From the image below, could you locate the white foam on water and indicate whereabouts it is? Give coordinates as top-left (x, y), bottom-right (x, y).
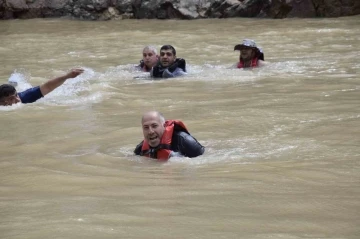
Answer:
top-left (4, 67), bottom-right (128, 107)
top-left (113, 134), bottom-right (310, 166)
top-left (41, 67), bottom-right (110, 106)
top-left (0, 102), bottom-right (24, 111)
top-left (7, 69), bottom-right (33, 92)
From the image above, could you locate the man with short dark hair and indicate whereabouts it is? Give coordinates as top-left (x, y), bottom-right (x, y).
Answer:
top-left (134, 111), bottom-right (204, 161)
top-left (0, 68), bottom-right (84, 106)
top-left (150, 45), bottom-right (187, 78)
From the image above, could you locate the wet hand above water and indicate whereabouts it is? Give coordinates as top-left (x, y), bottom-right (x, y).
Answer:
top-left (66, 68), bottom-right (84, 79)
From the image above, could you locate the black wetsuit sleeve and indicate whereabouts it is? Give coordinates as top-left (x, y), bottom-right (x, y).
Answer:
top-left (174, 131), bottom-right (205, 158)
top-left (134, 141), bottom-right (144, 155)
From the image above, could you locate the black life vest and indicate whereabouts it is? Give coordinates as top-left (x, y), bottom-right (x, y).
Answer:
top-left (152, 58), bottom-right (186, 78)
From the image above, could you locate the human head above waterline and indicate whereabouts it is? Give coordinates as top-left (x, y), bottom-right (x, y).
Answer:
top-left (141, 111), bottom-right (166, 147)
top-left (160, 45), bottom-right (176, 56)
top-left (0, 84), bottom-right (20, 106)
top-left (142, 45), bottom-right (157, 55)
top-left (234, 39), bottom-right (261, 61)
top-left (142, 45), bottom-right (158, 69)
top-left (159, 45), bottom-right (177, 67)
top-left (234, 39), bottom-right (258, 50)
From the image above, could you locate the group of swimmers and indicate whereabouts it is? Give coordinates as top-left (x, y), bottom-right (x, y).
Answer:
top-left (131, 38), bottom-right (266, 159)
top-left (0, 39), bottom-right (265, 160)
top-left (136, 39), bottom-right (265, 78)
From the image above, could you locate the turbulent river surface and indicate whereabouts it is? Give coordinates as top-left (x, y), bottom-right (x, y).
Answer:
top-left (0, 16), bottom-right (359, 239)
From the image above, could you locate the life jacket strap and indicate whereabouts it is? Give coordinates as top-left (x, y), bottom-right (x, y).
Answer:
top-left (140, 144), bottom-right (171, 156)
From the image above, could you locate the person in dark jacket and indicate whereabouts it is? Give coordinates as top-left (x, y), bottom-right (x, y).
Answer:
top-left (150, 45), bottom-right (187, 78)
top-left (0, 68), bottom-right (84, 106)
top-left (134, 111), bottom-right (204, 161)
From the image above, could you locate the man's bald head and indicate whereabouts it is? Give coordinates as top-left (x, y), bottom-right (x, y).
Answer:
top-left (141, 111), bottom-right (166, 147)
top-left (141, 111), bottom-right (165, 124)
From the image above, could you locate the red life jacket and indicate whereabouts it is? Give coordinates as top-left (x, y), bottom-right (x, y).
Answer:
top-left (237, 57), bottom-right (258, 68)
top-left (141, 120), bottom-right (188, 161)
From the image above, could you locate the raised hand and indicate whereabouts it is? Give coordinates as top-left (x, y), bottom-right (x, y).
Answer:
top-left (66, 68), bottom-right (84, 79)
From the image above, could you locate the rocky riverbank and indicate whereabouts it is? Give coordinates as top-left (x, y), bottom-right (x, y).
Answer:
top-left (1, 0), bottom-right (359, 20)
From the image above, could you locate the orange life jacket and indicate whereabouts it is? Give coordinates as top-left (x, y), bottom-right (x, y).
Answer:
top-left (140, 120), bottom-right (188, 161)
top-left (237, 57), bottom-right (258, 68)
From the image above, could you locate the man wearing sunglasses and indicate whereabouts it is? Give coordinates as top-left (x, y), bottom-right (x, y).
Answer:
top-left (150, 45), bottom-right (187, 78)
top-left (0, 68), bottom-right (84, 106)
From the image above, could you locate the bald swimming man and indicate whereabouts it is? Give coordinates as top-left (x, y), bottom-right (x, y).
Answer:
top-left (134, 111), bottom-right (204, 161)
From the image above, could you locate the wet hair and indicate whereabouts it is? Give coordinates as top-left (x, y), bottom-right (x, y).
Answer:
top-left (141, 111), bottom-right (166, 124)
top-left (0, 84), bottom-right (16, 101)
top-left (160, 45), bottom-right (176, 56)
top-left (157, 111), bottom-right (165, 124)
top-left (143, 45), bottom-right (157, 55)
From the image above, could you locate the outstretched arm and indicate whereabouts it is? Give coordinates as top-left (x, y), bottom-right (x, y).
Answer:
top-left (40, 68), bottom-right (84, 96)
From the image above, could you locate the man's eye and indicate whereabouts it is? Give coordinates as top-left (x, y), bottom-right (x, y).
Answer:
top-left (161, 52), bottom-right (172, 57)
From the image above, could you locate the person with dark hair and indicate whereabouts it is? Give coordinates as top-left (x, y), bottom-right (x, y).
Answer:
top-left (134, 111), bottom-right (204, 161)
top-left (234, 39), bottom-right (266, 68)
top-left (0, 68), bottom-right (84, 106)
top-left (150, 45), bottom-right (187, 78)
top-left (137, 45), bottom-right (159, 72)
